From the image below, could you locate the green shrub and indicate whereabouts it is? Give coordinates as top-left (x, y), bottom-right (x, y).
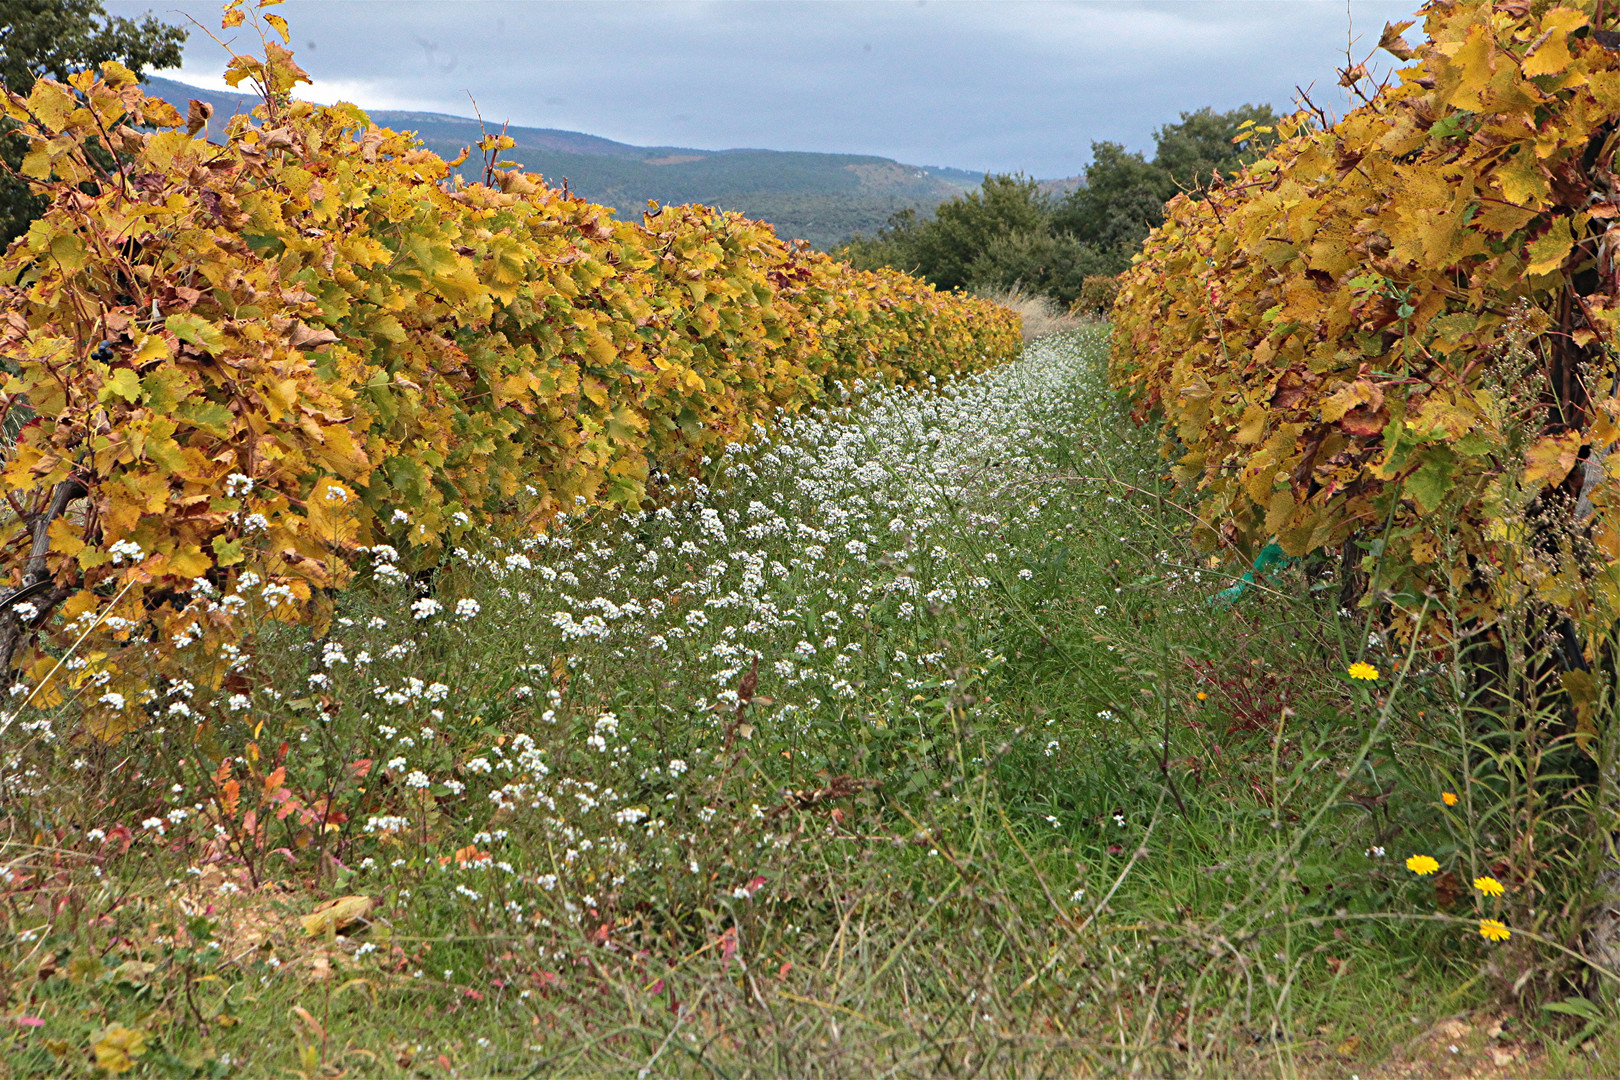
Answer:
top-left (1072, 274), bottom-right (1121, 318)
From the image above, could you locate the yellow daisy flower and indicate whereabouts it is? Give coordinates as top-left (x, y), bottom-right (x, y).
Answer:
top-left (1442, 791), bottom-right (1458, 806)
top-left (1473, 876), bottom-right (1505, 897)
top-left (1348, 662), bottom-right (1380, 681)
top-left (1478, 919), bottom-right (1510, 942)
top-left (1406, 854), bottom-right (1440, 875)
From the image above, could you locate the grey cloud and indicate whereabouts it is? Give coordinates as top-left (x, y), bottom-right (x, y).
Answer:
top-left (105, 0), bottom-right (1420, 177)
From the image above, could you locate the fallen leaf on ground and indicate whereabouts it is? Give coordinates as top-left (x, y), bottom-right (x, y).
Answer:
top-left (300, 895), bottom-right (373, 937)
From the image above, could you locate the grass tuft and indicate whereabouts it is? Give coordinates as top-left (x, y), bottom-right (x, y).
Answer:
top-left (974, 285), bottom-right (1085, 343)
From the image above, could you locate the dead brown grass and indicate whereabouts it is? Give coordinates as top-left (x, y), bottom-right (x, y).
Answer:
top-left (975, 285), bottom-right (1088, 342)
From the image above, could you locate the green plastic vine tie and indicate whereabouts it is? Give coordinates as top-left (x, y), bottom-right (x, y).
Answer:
top-left (1209, 541), bottom-right (1288, 607)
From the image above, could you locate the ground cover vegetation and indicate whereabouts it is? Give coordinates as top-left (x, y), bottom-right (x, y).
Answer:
top-left (977, 284), bottom-right (1088, 345)
top-left (834, 104), bottom-right (1279, 311)
top-left (9, 319), bottom-right (1616, 1077)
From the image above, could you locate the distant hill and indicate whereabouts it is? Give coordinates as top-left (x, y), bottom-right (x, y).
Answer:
top-left (142, 75), bottom-right (987, 250)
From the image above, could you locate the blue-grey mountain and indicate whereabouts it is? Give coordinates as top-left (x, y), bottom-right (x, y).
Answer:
top-left (142, 75), bottom-right (985, 250)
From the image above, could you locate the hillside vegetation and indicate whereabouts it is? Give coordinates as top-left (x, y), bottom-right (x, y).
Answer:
top-left (140, 75), bottom-right (984, 252)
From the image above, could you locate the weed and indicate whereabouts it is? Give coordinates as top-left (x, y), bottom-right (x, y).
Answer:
top-left (0, 328), bottom-right (1612, 1076)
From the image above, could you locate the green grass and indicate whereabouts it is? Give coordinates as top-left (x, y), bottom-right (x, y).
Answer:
top-left (1, 327), bottom-right (1613, 1077)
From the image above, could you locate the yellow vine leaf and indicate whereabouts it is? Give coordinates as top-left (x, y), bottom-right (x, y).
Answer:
top-left (1444, 23), bottom-right (1497, 111)
top-left (1526, 215), bottom-right (1576, 275)
top-left (1521, 7), bottom-right (1587, 78)
top-left (1523, 430), bottom-right (1583, 489)
top-left (90, 1026), bottom-right (146, 1075)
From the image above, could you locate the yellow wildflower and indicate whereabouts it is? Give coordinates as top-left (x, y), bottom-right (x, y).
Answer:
top-left (1442, 791), bottom-right (1458, 806)
top-left (1478, 919), bottom-right (1511, 942)
top-left (1473, 876), bottom-right (1505, 897)
top-left (1406, 854), bottom-right (1440, 875)
top-left (1348, 662), bottom-right (1380, 681)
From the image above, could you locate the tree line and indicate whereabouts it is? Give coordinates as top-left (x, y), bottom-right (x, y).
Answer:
top-left (834, 105), bottom-right (1280, 311)
top-left (0, 1), bottom-right (186, 247)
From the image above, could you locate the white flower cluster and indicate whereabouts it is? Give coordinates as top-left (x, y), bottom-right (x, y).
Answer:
top-left (231, 332), bottom-right (1120, 927)
top-left (108, 540), bottom-right (144, 565)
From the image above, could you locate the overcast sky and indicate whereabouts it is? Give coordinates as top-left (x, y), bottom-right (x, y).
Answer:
top-left (105, 0), bottom-right (1420, 178)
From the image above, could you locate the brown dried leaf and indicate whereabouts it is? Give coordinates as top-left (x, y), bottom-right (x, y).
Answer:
top-left (287, 321), bottom-right (338, 351)
top-left (185, 99), bottom-right (213, 138)
top-left (1379, 20), bottom-right (1416, 60)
